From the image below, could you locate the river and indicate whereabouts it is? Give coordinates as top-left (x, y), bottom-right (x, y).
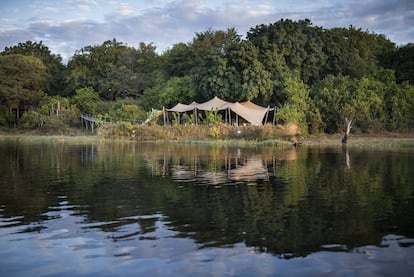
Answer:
top-left (0, 139), bottom-right (413, 276)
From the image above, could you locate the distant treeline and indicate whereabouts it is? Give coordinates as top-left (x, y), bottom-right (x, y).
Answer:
top-left (0, 18), bottom-right (413, 134)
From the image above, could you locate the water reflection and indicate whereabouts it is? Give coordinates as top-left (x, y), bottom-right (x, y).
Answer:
top-left (0, 140), bottom-right (414, 276)
top-left (145, 145), bottom-right (299, 185)
top-left (170, 153), bottom-right (271, 185)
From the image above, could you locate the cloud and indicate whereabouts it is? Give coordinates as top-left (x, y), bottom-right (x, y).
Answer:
top-left (0, 0), bottom-right (412, 63)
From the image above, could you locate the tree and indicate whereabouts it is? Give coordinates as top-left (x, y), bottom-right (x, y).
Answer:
top-left (349, 77), bottom-right (385, 132)
top-left (192, 52), bottom-right (236, 102)
top-left (247, 19), bottom-right (327, 86)
top-left (71, 87), bottom-right (103, 115)
top-left (159, 76), bottom-right (196, 108)
top-left (313, 74), bottom-right (387, 133)
top-left (0, 54), bottom-right (46, 123)
top-left (163, 43), bottom-right (196, 78)
top-left (191, 28), bottom-right (241, 61)
top-left (388, 81), bottom-right (414, 131)
top-left (313, 75), bottom-right (353, 133)
top-left (276, 76), bottom-right (318, 133)
top-left (323, 27), bottom-right (395, 79)
top-left (66, 39), bottom-right (126, 99)
top-left (66, 39), bottom-right (160, 100)
top-left (226, 41), bottom-right (273, 103)
top-left (189, 28), bottom-right (243, 102)
top-left (2, 40), bottom-right (66, 96)
top-left (134, 42), bottom-right (163, 95)
top-left (388, 43), bottom-right (414, 84)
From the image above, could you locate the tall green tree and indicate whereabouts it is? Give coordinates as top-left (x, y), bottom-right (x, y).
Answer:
top-left (388, 81), bottom-right (414, 131)
top-left (190, 28), bottom-right (242, 102)
top-left (163, 43), bottom-right (195, 78)
top-left (159, 76), bottom-right (196, 108)
top-left (2, 40), bottom-right (66, 96)
top-left (247, 19), bottom-right (327, 85)
top-left (225, 41), bottom-right (273, 103)
top-left (349, 77), bottom-right (385, 131)
top-left (0, 54), bottom-right (46, 117)
top-left (325, 27), bottom-right (395, 79)
top-left (71, 87), bottom-right (103, 115)
top-left (192, 52), bottom-right (235, 102)
top-left (247, 19), bottom-right (328, 108)
top-left (312, 75), bottom-right (354, 133)
top-left (134, 42), bottom-right (163, 94)
top-left (191, 28), bottom-right (241, 61)
top-left (313, 74), bottom-right (388, 133)
top-left (66, 39), bottom-right (127, 99)
top-left (191, 31), bottom-right (273, 103)
top-left (67, 39), bottom-right (161, 100)
top-left (388, 43), bottom-right (414, 84)
top-left (276, 76), bottom-right (321, 133)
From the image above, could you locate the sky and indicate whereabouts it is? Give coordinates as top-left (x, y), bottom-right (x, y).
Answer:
top-left (0, 0), bottom-right (413, 63)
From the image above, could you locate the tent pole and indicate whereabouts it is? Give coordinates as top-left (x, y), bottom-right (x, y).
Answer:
top-left (264, 106), bottom-right (269, 124)
top-left (163, 107), bottom-right (166, 125)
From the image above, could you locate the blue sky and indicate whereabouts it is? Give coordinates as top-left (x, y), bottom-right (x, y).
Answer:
top-left (1, 0), bottom-right (413, 63)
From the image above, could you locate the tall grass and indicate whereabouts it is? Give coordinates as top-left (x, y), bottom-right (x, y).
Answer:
top-left (97, 123), bottom-right (298, 143)
top-left (0, 134), bottom-right (100, 144)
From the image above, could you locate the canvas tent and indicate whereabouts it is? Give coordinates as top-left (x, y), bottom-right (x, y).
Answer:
top-left (167, 101), bottom-right (199, 112)
top-left (165, 96), bottom-right (273, 126)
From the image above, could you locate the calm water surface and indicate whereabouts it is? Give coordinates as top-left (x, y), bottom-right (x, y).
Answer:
top-left (0, 139), bottom-right (414, 276)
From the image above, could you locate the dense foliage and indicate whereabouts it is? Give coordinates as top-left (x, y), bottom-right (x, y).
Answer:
top-left (1, 19), bottom-right (413, 134)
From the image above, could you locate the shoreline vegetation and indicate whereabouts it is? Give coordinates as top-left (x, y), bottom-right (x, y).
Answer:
top-left (1, 125), bottom-right (413, 149)
top-left (1, 21), bottom-right (414, 141)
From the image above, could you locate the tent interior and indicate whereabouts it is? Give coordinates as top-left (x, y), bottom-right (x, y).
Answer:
top-left (164, 96), bottom-right (275, 126)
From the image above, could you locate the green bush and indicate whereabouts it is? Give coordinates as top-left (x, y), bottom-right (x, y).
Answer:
top-left (19, 111), bottom-right (44, 129)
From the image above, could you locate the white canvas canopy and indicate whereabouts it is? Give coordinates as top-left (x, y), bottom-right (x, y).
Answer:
top-left (229, 102), bottom-right (268, 126)
top-left (167, 101), bottom-right (198, 112)
top-left (195, 96), bottom-right (232, 111)
top-left (165, 96), bottom-right (271, 126)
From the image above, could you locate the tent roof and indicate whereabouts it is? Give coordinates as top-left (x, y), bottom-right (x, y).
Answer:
top-left (241, 100), bottom-right (267, 111)
top-left (230, 102), bottom-right (268, 126)
top-left (196, 96), bottom-right (231, 111)
top-left (166, 96), bottom-right (270, 125)
top-left (166, 101), bottom-right (198, 112)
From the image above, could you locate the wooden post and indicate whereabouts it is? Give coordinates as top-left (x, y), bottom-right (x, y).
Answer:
top-left (264, 106), bottom-right (269, 124)
top-left (163, 107), bottom-right (166, 125)
top-left (342, 117), bottom-right (352, 144)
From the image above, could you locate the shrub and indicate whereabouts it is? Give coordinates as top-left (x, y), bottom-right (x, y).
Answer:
top-left (19, 111), bottom-right (44, 129)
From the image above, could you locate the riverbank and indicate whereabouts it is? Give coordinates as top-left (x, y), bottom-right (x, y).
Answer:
top-left (1, 125), bottom-right (413, 147)
top-left (1, 132), bottom-right (414, 150)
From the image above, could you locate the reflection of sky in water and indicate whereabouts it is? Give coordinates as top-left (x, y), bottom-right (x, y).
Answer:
top-left (1, 204), bottom-right (414, 276)
top-left (1, 143), bottom-right (414, 276)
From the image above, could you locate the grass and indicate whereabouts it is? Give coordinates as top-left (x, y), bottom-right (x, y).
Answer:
top-left (300, 133), bottom-right (414, 151)
top-left (173, 138), bottom-right (292, 148)
top-left (0, 134), bottom-right (101, 144)
top-left (1, 124), bottom-right (413, 149)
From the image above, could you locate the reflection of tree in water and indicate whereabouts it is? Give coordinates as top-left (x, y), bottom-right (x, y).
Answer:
top-left (145, 146), bottom-right (414, 258)
top-left (1, 142), bottom-right (414, 259)
top-left (145, 146), bottom-right (299, 185)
